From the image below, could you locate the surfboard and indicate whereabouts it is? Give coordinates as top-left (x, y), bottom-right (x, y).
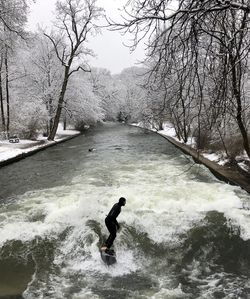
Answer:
top-left (100, 248), bottom-right (117, 266)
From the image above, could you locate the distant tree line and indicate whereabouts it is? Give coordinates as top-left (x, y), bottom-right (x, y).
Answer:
top-left (1, 0), bottom-right (250, 168)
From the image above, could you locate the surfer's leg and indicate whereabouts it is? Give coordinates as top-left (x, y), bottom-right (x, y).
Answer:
top-left (101, 217), bottom-right (110, 249)
top-left (105, 219), bottom-right (117, 248)
top-left (102, 217), bottom-right (111, 249)
top-left (105, 232), bottom-right (116, 248)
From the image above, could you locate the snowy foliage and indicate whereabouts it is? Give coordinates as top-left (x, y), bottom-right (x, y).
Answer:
top-left (114, 67), bottom-right (147, 123)
top-left (64, 72), bottom-right (104, 129)
top-left (89, 68), bottom-right (120, 121)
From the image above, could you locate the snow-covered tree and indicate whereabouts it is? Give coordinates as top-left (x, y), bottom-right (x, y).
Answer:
top-left (64, 72), bottom-right (104, 130)
top-left (44, 0), bottom-right (103, 140)
top-left (111, 0), bottom-right (250, 159)
top-left (89, 68), bottom-right (120, 121)
top-left (115, 67), bottom-right (147, 123)
top-left (23, 33), bottom-right (63, 136)
top-left (0, 0), bottom-right (31, 137)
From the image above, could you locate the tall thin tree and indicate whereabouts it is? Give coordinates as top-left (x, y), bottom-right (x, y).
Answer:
top-left (45, 0), bottom-right (103, 141)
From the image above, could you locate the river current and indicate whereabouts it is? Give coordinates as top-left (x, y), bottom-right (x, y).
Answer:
top-left (0, 123), bottom-right (250, 299)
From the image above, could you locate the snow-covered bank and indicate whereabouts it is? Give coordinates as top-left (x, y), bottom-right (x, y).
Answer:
top-left (132, 122), bottom-right (250, 171)
top-left (0, 127), bottom-right (80, 167)
top-left (158, 124), bottom-right (250, 170)
top-left (131, 122), bottom-right (250, 194)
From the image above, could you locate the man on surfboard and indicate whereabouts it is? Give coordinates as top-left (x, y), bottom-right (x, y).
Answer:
top-left (101, 197), bottom-right (126, 252)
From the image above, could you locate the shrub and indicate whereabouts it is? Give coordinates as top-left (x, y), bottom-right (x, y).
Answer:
top-left (209, 135), bottom-right (244, 160)
top-left (193, 128), bottom-right (211, 150)
top-left (225, 136), bottom-right (244, 159)
top-left (74, 121), bottom-right (90, 132)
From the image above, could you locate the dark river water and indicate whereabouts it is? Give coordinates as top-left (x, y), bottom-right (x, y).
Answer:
top-left (0, 123), bottom-right (250, 299)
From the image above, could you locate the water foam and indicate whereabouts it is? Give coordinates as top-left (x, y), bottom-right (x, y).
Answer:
top-left (1, 124), bottom-right (250, 298)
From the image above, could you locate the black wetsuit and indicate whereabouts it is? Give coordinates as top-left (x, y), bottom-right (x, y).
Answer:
top-left (105, 203), bottom-right (121, 248)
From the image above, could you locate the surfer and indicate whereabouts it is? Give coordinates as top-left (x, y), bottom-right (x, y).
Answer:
top-left (101, 197), bottom-right (126, 252)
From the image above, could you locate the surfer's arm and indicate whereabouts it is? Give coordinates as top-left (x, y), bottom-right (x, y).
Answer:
top-left (114, 219), bottom-right (120, 230)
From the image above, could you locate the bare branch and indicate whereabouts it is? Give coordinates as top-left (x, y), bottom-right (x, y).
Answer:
top-left (68, 65), bottom-right (91, 77)
top-left (44, 33), bottom-right (66, 66)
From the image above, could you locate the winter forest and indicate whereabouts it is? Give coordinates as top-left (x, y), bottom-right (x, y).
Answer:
top-left (1, 0), bottom-right (250, 168)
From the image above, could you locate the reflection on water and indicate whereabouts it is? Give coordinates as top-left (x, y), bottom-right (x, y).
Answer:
top-left (0, 123), bottom-right (250, 298)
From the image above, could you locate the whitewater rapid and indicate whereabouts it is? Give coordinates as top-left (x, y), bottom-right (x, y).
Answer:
top-left (0, 123), bottom-right (249, 298)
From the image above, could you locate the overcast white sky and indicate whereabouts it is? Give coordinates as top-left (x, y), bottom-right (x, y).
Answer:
top-left (27, 0), bottom-right (145, 74)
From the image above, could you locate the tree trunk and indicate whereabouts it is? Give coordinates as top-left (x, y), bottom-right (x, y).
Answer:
top-left (5, 47), bottom-right (10, 137)
top-left (47, 71), bottom-right (54, 135)
top-left (63, 115), bottom-right (67, 130)
top-left (229, 9), bottom-right (250, 161)
top-left (229, 53), bottom-right (250, 158)
top-left (48, 66), bottom-right (70, 141)
top-left (47, 97), bottom-right (54, 135)
top-left (0, 55), bottom-right (6, 135)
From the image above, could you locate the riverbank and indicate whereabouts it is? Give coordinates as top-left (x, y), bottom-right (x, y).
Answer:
top-left (0, 128), bottom-right (81, 169)
top-left (130, 123), bottom-right (250, 194)
top-left (158, 132), bottom-right (250, 194)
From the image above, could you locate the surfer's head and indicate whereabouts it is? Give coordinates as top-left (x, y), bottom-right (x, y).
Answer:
top-left (118, 197), bottom-right (126, 206)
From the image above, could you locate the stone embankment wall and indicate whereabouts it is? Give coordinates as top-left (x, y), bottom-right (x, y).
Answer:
top-left (158, 133), bottom-right (250, 195)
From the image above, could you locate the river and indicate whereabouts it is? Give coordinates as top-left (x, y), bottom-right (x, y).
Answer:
top-left (0, 123), bottom-right (250, 299)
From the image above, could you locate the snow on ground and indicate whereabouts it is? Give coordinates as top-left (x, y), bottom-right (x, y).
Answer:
top-left (238, 162), bottom-right (249, 172)
top-left (158, 123), bottom-right (176, 138)
top-left (202, 152), bottom-right (229, 166)
top-left (0, 125), bottom-right (80, 163)
top-left (55, 124), bottom-right (80, 139)
top-left (133, 121), bottom-right (250, 171)
top-left (0, 146), bottom-right (23, 161)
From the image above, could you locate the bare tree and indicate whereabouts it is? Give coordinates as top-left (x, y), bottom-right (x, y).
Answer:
top-left (44, 0), bottom-right (103, 141)
top-left (110, 0), bottom-right (250, 158)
